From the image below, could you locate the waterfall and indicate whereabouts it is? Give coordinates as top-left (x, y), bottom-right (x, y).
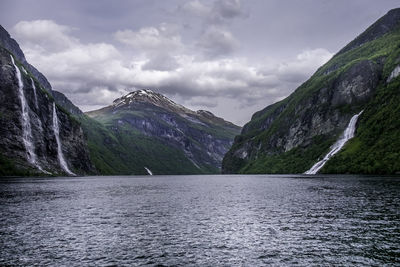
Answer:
top-left (305, 110), bottom-right (363, 175)
top-left (21, 66), bottom-right (28, 75)
top-left (144, 167), bottom-right (153, 175)
top-left (30, 78), bottom-right (39, 109)
top-left (52, 103), bottom-right (75, 176)
top-left (10, 55), bottom-right (40, 169)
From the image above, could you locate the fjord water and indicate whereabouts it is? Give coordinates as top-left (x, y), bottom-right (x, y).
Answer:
top-left (0, 175), bottom-right (399, 266)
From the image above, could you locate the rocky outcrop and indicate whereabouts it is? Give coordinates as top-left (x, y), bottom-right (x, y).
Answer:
top-left (0, 27), bottom-right (94, 176)
top-left (223, 8), bottom-right (400, 174)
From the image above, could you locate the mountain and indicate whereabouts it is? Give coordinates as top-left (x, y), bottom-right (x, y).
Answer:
top-left (85, 89), bottom-right (241, 175)
top-left (0, 26), bottom-right (95, 176)
top-left (223, 8), bottom-right (400, 175)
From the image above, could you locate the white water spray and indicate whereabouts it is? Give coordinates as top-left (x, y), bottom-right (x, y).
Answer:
top-left (305, 110), bottom-right (363, 175)
top-left (30, 78), bottom-right (39, 109)
top-left (144, 167), bottom-right (153, 175)
top-left (21, 66), bottom-right (28, 75)
top-left (10, 55), bottom-right (40, 169)
top-left (52, 103), bottom-right (75, 176)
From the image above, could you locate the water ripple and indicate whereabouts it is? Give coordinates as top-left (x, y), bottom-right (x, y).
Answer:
top-left (0, 175), bottom-right (399, 266)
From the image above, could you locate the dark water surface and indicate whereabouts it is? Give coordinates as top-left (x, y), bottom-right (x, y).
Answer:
top-left (0, 175), bottom-right (399, 266)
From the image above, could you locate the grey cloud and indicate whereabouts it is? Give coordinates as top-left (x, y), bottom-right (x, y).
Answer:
top-left (13, 20), bottom-right (78, 52)
top-left (186, 97), bottom-right (219, 108)
top-left (114, 24), bottom-right (182, 52)
top-left (197, 26), bottom-right (238, 58)
top-left (180, 1), bottom-right (211, 18)
top-left (214, 0), bottom-right (244, 20)
top-left (142, 53), bottom-right (180, 71)
top-left (179, 0), bottom-right (246, 25)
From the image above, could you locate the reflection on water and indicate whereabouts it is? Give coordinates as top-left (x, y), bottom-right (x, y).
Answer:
top-left (0, 175), bottom-right (399, 265)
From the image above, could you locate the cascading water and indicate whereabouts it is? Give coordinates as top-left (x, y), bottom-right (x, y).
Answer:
top-left (144, 167), bottom-right (153, 175)
top-left (52, 103), bottom-right (75, 176)
top-left (30, 78), bottom-right (39, 109)
top-left (10, 55), bottom-right (40, 169)
top-left (305, 110), bottom-right (363, 175)
top-left (21, 66), bottom-right (28, 75)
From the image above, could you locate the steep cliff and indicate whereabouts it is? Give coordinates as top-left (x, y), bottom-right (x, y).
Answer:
top-left (223, 8), bottom-right (400, 174)
top-left (86, 89), bottom-right (241, 174)
top-left (0, 27), bottom-right (95, 176)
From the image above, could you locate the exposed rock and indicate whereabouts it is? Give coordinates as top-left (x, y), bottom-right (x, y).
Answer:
top-left (331, 60), bottom-right (380, 106)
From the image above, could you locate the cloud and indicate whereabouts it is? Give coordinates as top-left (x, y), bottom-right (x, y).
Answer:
top-left (142, 53), bottom-right (180, 71)
top-left (114, 23), bottom-right (182, 52)
top-left (181, 0), bottom-right (211, 18)
top-left (13, 20), bottom-right (78, 52)
top-left (178, 1), bottom-right (244, 59)
top-left (197, 26), bottom-right (239, 58)
top-left (214, 0), bottom-right (244, 19)
top-left (114, 23), bottom-right (183, 71)
top-left (276, 48), bottom-right (333, 83)
top-left (180, 0), bottom-right (246, 24)
top-left (186, 96), bottom-right (219, 108)
top-left (12, 19), bottom-right (332, 126)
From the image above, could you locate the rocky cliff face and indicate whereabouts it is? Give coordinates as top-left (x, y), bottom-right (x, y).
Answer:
top-left (0, 27), bottom-right (94, 176)
top-left (87, 89), bottom-right (241, 174)
top-left (223, 8), bottom-right (400, 174)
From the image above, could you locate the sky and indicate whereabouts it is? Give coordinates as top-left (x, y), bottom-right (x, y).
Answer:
top-left (0, 0), bottom-right (399, 125)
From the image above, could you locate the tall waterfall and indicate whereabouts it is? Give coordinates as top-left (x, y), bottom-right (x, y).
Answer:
top-left (30, 78), bottom-right (39, 109)
top-left (10, 55), bottom-right (39, 169)
top-left (52, 103), bottom-right (75, 176)
top-left (305, 110), bottom-right (363, 175)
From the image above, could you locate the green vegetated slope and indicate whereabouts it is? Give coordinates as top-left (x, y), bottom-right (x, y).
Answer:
top-left (223, 8), bottom-right (400, 174)
top-left (77, 115), bottom-right (202, 175)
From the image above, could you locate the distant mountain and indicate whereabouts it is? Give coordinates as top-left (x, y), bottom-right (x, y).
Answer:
top-left (223, 8), bottom-right (400, 175)
top-left (85, 89), bottom-right (241, 175)
top-left (0, 26), bottom-right (95, 176)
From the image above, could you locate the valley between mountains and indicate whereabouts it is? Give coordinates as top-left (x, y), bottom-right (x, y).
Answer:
top-left (1, 8), bottom-right (400, 176)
